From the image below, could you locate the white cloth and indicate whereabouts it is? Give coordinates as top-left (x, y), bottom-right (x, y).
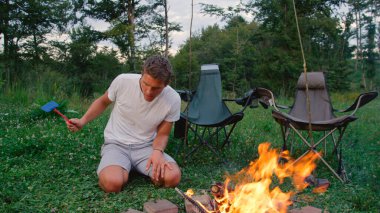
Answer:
top-left (104, 74), bottom-right (181, 144)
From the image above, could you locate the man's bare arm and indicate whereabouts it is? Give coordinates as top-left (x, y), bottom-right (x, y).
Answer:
top-left (67, 91), bottom-right (112, 132)
top-left (152, 120), bottom-right (173, 152)
top-left (146, 120), bottom-right (174, 181)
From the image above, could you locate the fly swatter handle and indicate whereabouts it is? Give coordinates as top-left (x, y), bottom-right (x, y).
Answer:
top-left (53, 108), bottom-right (73, 124)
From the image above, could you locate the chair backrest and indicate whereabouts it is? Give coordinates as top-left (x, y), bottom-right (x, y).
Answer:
top-left (289, 72), bottom-right (335, 121)
top-left (184, 64), bottom-right (232, 125)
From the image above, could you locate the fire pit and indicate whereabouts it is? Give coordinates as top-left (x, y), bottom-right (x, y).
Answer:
top-left (176, 142), bottom-right (327, 213)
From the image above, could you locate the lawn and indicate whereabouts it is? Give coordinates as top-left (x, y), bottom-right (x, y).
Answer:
top-left (0, 94), bottom-right (379, 212)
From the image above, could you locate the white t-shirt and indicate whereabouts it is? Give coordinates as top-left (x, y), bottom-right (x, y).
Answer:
top-left (104, 74), bottom-right (181, 144)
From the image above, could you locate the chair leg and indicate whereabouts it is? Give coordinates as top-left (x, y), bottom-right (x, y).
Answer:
top-left (173, 120), bottom-right (190, 160)
top-left (334, 127), bottom-right (349, 182)
top-left (185, 144), bottom-right (202, 159)
top-left (288, 124), bottom-right (347, 183)
top-left (278, 126), bottom-right (291, 164)
top-left (215, 127), bottom-right (220, 147)
top-left (280, 125), bottom-right (289, 151)
top-left (221, 127), bottom-right (228, 147)
top-left (337, 147), bottom-right (348, 182)
top-left (291, 149), bottom-right (345, 183)
top-left (290, 129), bottom-right (296, 154)
top-left (312, 149), bottom-right (345, 183)
top-left (317, 128), bottom-right (349, 182)
top-left (324, 131), bottom-right (327, 157)
top-left (184, 126), bottom-right (228, 163)
top-left (181, 120), bottom-right (240, 164)
top-left (221, 122), bottom-right (238, 148)
top-left (332, 127), bottom-right (346, 155)
top-left (213, 127), bottom-right (225, 147)
top-left (185, 126), bottom-right (208, 159)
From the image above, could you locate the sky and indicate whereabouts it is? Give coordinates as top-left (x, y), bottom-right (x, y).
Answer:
top-left (166, 0), bottom-right (250, 54)
top-left (2, 1), bottom-right (375, 55)
top-left (87, 0), bottom-right (248, 55)
top-left (0, 1), bottom-right (245, 54)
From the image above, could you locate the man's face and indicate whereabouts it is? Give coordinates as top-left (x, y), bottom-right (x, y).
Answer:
top-left (140, 73), bottom-right (166, 102)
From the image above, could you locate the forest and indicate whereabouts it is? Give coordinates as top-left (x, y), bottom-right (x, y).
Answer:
top-left (1, 0), bottom-right (379, 99)
top-left (1, 1), bottom-right (380, 212)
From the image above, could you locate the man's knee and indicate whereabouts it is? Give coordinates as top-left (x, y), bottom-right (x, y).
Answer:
top-left (99, 175), bottom-right (125, 193)
top-left (98, 166), bottom-right (128, 193)
top-left (163, 164), bottom-right (181, 188)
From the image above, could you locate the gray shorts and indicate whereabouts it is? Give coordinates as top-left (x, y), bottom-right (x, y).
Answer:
top-left (97, 140), bottom-right (176, 178)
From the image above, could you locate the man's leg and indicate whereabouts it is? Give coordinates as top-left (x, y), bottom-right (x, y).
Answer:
top-left (133, 145), bottom-right (181, 188)
top-left (97, 143), bottom-right (132, 193)
top-left (151, 162), bottom-right (181, 188)
top-left (98, 165), bottom-right (129, 193)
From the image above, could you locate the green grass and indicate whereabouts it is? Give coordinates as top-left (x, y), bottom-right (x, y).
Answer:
top-left (0, 94), bottom-right (379, 212)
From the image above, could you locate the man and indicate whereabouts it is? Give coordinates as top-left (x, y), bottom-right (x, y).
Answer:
top-left (67, 55), bottom-right (181, 193)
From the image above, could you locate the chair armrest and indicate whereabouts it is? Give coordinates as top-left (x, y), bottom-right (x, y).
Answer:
top-left (176, 89), bottom-right (195, 102)
top-left (253, 87), bottom-right (293, 111)
top-left (337, 91), bottom-right (378, 114)
top-left (277, 104), bottom-right (291, 110)
top-left (223, 89), bottom-right (258, 110)
top-left (253, 87), bottom-right (279, 110)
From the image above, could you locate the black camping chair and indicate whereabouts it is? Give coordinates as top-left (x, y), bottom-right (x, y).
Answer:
top-left (255, 72), bottom-right (378, 183)
top-left (174, 64), bottom-right (258, 160)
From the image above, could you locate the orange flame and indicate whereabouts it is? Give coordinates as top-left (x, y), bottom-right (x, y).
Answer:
top-left (209, 142), bottom-right (319, 213)
top-left (186, 189), bottom-right (195, 196)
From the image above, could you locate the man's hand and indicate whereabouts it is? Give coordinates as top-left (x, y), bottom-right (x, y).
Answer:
top-left (66, 92), bottom-right (112, 133)
top-left (66, 118), bottom-right (84, 132)
top-left (146, 150), bottom-right (173, 181)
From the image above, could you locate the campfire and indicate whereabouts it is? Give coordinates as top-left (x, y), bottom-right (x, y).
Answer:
top-left (176, 142), bottom-right (323, 213)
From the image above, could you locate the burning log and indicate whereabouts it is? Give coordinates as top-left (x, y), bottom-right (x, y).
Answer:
top-left (305, 175), bottom-right (330, 193)
top-left (178, 143), bottom-right (323, 213)
top-left (210, 182), bottom-right (224, 199)
top-left (175, 187), bottom-right (210, 213)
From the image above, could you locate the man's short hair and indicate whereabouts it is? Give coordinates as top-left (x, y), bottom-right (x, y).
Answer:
top-left (142, 55), bottom-right (173, 85)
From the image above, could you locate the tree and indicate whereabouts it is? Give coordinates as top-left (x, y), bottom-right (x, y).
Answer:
top-left (249, 0), bottom-right (352, 92)
top-left (138, 0), bottom-right (181, 56)
top-left (363, 16), bottom-right (377, 89)
top-left (82, 0), bottom-right (181, 71)
top-left (89, 48), bottom-right (124, 92)
top-left (0, 0), bottom-right (74, 89)
top-left (83, 0), bottom-right (140, 71)
top-left (43, 25), bottom-right (123, 97)
top-left (174, 0), bottom-right (353, 94)
top-left (194, 2), bottom-right (256, 94)
top-left (347, 0), bottom-right (379, 89)
top-left (172, 21), bottom-right (259, 95)
top-left (349, 0), bottom-right (367, 87)
top-left (65, 25), bottom-right (98, 96)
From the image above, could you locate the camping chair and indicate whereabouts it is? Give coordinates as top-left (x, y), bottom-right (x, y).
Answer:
top-left (174, 64), bottom-right (258, 160)
top-left (255, 72), bottom-right (378, 183)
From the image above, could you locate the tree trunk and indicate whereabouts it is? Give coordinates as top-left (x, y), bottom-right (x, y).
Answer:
top-left (358, 12), bottom-right (366, 89)
top-left (4, 30), bottom-right (11, 90)
top-left (233, 28), bottom-right (239, 95)
top-left (378, 25), bottom-right (380, 53)
top-left (355, 10), bottom-right (359, 73)
top-left (188, 0), bottom-right (193, 89)
top-left (3, 0), bottom-right (11, 90)
top-left (127, 0), bottom-right (136, 71)
top-left (164, 0), bottom-right (169, 57)
top-left (33, 30), bottom-right (39, 67)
